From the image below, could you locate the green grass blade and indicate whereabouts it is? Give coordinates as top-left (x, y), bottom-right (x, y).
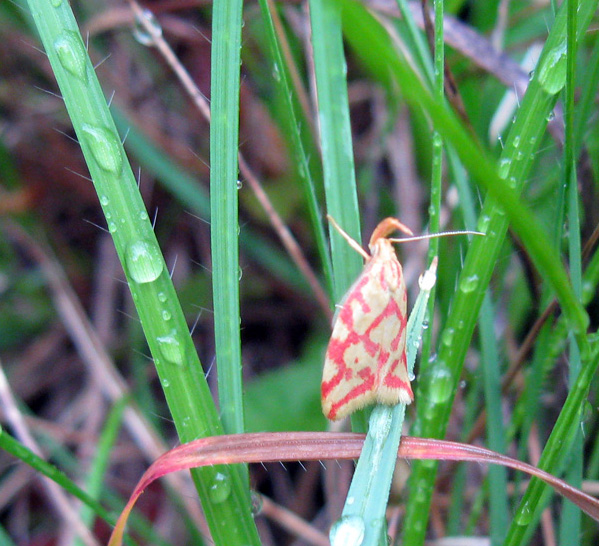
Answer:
top-left (74, 398), bottom-right (127, 546)
top-left (394, 0), bottom-right (434, 83)
top-left (309, 0), bottom-right (365, 430)
top-left (573, 31), bottom-right (599, 153)
top-left (210, 0), bottom-right (245, 439)
top-left (503, 348), bottom-right (599, 545)
top-left (419, 0), bottom-right (444, 373)
top-left (450, 147), bottom-right (510, 543)
top-left (559, 0), bottom-right (583, 542)
top-left (256, 0), bottom-right (333, 293)
top-left (309, 0), bottom-right (361, 301)
top-left (24, 0), bottom-right (259, 542)
top-left (0, 428), bottom-right (114, 528)
top-left (446, 379), bottom-right (484, 534)
top-left (479, 295), bottom-right (509, 545)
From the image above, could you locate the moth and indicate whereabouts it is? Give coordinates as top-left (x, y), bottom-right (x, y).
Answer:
top-left (322, 217), bottom-right (414, 421)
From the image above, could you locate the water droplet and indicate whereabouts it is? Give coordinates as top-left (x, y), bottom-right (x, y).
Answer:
top-left (515, 501), bottom-right (533, 525)
top-left (508, 176), bottom-right (517, 188)
top-left (209, 472), bottom-right (232, 503)
top-left (162, 310), bottom-right (171, 321)
top-left (125, 239), bottom-right (164, 283)
top-left (99, 195), bottom-right (109, 206)
top-left (296, 162), bottom-right (306, 181)
top-left (81, 124), bottom-right (123, 174)
top-left (272, 63), bottom-right (281, 82)
top-left (441, 328), bottom-right (454, 346)
top-left (330, 515), bottom-right (365, 546)
top-left (346, 496), bottom-right (355, 506)
top-left (477, 215), bottom-right (491, 234)
top-left (419, 458), bottom-right (436, 469)
top-left (428, 363), bottom-right (453, 404)
top-left (161, 378), bottom-right (170, 388)
top-left (408, 371), bottom-right (415, 381)
top-left (236, 180), bottom-right (243, 189)
top-left (582, 281), bottom-right (594, 301)
top-left (583, 400), bottom-right (593, 423)
top-left (369, 518), bottom-right (387, 541)
top-left (158, 292), bottom-right (167, 303)
top-left (498, 158), bottom-right (510, 178)
top-left (492, 204), bottom-right (505, 217)
top-left (139, 211), bottom-right (148, 221)
top-left (133, 8), bottom-right (163, 46)
top-left (53, 31), bottom-right (87, 82)
top-left (432, 133), bottom-right (443, 147)
top-left (459, 274), bottom-right (479, 293)
top-left (50, 0), bottom-right (62, 6)
top-left (156, 330), bottom-right (186, 365)
top-left (538, 41), bottom-right (567, 94)
top-left (417, 477), bottom-right (429, 491)
top-left (108, 222), bottom-right (117, 233)
top-left (512, 136), bottom-right (520, 148)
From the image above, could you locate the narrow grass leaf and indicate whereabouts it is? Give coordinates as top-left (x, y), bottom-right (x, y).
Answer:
top-left (309, 0), bottom-right (365, 429)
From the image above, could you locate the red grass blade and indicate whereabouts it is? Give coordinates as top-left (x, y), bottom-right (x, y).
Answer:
top-left (108, 432), bottom-right (599, 545)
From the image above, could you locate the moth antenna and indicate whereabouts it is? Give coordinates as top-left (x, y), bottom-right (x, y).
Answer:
top-left (388, 230), bottom-right (484, 244)
top-left (327, 215), bottom-right (370, 261)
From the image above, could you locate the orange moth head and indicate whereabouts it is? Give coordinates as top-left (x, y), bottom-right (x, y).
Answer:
top-left (368, 218), bottom-right (414, 246)
top-left (368, 218), bottom-right (414, 259)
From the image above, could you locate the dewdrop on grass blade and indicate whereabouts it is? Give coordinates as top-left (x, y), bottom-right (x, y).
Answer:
top-left (322, 216), bottom-right (481, 421)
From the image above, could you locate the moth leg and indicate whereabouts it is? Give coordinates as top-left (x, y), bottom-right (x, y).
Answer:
top-left (327, 215), bottom-right (370, 261)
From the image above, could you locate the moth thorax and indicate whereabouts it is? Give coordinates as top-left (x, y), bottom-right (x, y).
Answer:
top-left (369, 238), bottom-right (397, 262)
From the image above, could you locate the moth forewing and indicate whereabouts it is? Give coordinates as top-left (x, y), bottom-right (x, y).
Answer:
top-left (321, 237), bottom-right (412, 421)
top-left (321, 258), bottom-right (381, 420)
